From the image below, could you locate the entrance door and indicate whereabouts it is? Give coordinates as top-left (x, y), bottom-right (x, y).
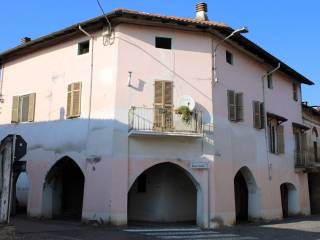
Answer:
top-left (234, 171), bottom-right (248, 222)
top-left (281, 184), bottom-right (289, 218)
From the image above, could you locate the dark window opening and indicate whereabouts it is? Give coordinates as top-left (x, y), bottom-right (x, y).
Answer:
top-left (137, 173), bottom-right (147, 193)
top-left (226, 51), bottom-right (233, 65)
top-left (155, 37), bottom-right (172, 49)
top-left (267, 74), bottom-right (273, 89)
top-left (78, 41), bottom-right (90, 55)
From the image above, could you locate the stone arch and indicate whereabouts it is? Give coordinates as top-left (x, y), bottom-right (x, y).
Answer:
top-left (280, 182), bottom-right (299, 218)
top-left (234, 166), bottom-right (260, 223)
top-left (128, 162), bottom-right (203, 226)
top-left (42, 156), bottom-right (85, 220)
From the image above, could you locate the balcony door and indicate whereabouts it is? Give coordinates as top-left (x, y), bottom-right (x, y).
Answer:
top-left (154, 81), bottom-right (173, 131)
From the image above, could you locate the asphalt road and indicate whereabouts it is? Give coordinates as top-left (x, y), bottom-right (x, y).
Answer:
top-left (10, 215), bottom-right (320, 240)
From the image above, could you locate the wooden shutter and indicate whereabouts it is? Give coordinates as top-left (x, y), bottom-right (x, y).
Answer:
top-left (67, 84), bottom-right (72, 118)
top-left (253, 101), bottom-right (265, 129)
top-left (277, 125), bottom-right (285, 154)
top-left (236, 92), bottom-right (243, 121)
top-left (153, 81), bottom-right (173, 130)
top-left (11, 96), bottom-right (20, 123)
top-left (260, 102), bottom-right (265, 129)
top-left (163, 81), bottom-right (173, 130)
top-left (72, 82), bottom-right (82, 117)
top-left (253, 101), bottom-right (261, 129)
top-left (154, 81), bottom-right (163, 106)
top-left (154, 81), bottom-right (164, 129)
top-left (27, 93), bottom-right (36, 122)
top-left (227, 90), bottom-right (236, 121)
top-left (67, 82), bottom-right (82, 119)
top-left (164, 81), bottom-right (173, 106)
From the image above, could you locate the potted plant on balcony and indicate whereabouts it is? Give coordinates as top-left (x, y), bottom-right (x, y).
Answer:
top-left (175, 106), bottom-right (192, 125)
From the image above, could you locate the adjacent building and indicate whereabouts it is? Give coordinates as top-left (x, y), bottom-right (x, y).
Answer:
top-left (302, 103), bottom-right (320, 214)
top-left (0, 3), bottom-right (316, 228)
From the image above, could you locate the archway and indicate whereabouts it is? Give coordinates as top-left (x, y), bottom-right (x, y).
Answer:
top-left (128, 162), bottom-right (200, 225)
top-left (42, 157), bottom-right (84, 220)
top-left (280, 183), bottom-right (299, 218)
top-left (11, 161), bottom-right (28, 216)
top-left (15, 172), bottom-right (29, 215)
top-left (234, 167), bottom-right (260, 223)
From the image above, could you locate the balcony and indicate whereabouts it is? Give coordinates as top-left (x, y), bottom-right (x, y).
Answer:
top-left (294, 150), bottom-right (320, 171)
top-left (128, 107), bottom-right (203, 137)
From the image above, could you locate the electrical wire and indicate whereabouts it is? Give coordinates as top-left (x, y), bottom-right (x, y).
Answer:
top-left (96, 0), bottom-right (112, 32)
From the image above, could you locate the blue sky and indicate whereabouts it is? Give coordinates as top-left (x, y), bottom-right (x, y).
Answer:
top-left (1, 0), bottom-right (319, 105)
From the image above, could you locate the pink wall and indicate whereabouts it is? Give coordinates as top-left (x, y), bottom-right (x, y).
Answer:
top-left (0, 20), bottom-right (311, 228)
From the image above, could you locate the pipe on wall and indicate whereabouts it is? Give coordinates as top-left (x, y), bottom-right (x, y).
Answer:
top-left (262, 63), bottom-right (281, 180)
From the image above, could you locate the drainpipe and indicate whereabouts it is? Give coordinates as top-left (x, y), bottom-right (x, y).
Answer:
top-left (262, 63), bottom-right (281, 180)
top-left (0, 65), bottom-right (4, 104)
top-left (78, 25), bottom-right (94, 147)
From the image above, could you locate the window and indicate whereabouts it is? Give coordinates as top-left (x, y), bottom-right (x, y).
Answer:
top-left (155, 37), bottom-right (172, 49)
top-left (78, 40), bottom-right (90, 55)
top-left (312, 128), bottom-right (319, 162)
top-left (252, 101), bottom-right (265, 129)
top-left (268, 119), bottom-right (285, 154)
top-left (226, 51), bottom-right (233, 65)
top-left (293, 127), bottom-right (307, 163)
top-left (292, 83), bottom-right (298, 101)
top-left (67, 82), bottom-right (82, 119)
top-left (267, 74), bottom-right (273, 89)
top-left (154, 80), bottom-right (173, 130)
top-left (137, 173), bottom-right (147, 193)
top-left (11, 93), bottom-right (36, 123)
top-left (227, 90), bottom-right (243, 122)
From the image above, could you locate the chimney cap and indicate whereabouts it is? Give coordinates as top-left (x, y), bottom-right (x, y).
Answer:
top-left (21, 37), bottom-right (31, 44)
top-left (196, 2), bottom-right (208, 12)
top-left (195, 2), bottom-right (208, 21)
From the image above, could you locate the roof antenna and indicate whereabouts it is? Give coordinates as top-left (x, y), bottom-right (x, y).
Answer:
top-left (96, 0), bottom-right (112, 35)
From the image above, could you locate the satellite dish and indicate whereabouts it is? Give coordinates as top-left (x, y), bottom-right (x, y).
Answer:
top-left (178, 95), bottom-right (195, 111)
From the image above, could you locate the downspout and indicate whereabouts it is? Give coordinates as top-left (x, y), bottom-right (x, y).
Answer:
top-left (79, 25), bottom-right (94, 151)
top-left (0, 64), bottom-right (4, 103)
top-left (262, 63), bottom-right (281, 180)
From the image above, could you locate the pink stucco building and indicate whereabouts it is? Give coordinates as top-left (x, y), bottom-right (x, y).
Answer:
top-left (0, 3), bottom-right (316, 228)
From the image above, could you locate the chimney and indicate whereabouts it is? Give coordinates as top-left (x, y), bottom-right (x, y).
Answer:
top-left (196, 2), bottom-right (208, 21)
top-left (21, 37), bottom-right (31, 44)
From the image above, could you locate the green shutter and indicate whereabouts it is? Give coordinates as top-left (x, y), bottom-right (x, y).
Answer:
top-left (277, 125), bottom-right (285, 154)
top-left (11, 96), bottom-right (20, 123)
top-left (227, 90), bottom-right (236, 121)
top-left (27, 93), bottom-right (36, 122)
top-left (236, 92), bottom-right (243, 121)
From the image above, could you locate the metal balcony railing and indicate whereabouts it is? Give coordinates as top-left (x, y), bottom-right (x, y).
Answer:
top-left (128, 107), bottom-right (203, 137)
top-left (294, 150), bottom-right (320, 169)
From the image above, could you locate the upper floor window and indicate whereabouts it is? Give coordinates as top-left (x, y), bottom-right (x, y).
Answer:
top-left (78, 40), bottom-right (90, 55)
top-left (252, 101), bottom-right (265, 129)
top-left (227, 90), bottom-right (243, 122)
top-left (292, 124), bottom-right (308, 164)
top-left (67, 82), bottom-right (82, 119)
top-left (155, 37), bottom-right (172, 50)
top-left (293, 83), bottom-right (298, 101)
top-left (267, 114), bottom-right (286, 154)
top-left (226, 51), bottom-right (233, 65)
top-left (267, 74), bottom-right (273, 89)
top-left (11, 93), bottom-right (36, 123)
top-left (312, 127), bottom-right (319, 162)
top-left (154, 80), bottom-right (173, 130)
